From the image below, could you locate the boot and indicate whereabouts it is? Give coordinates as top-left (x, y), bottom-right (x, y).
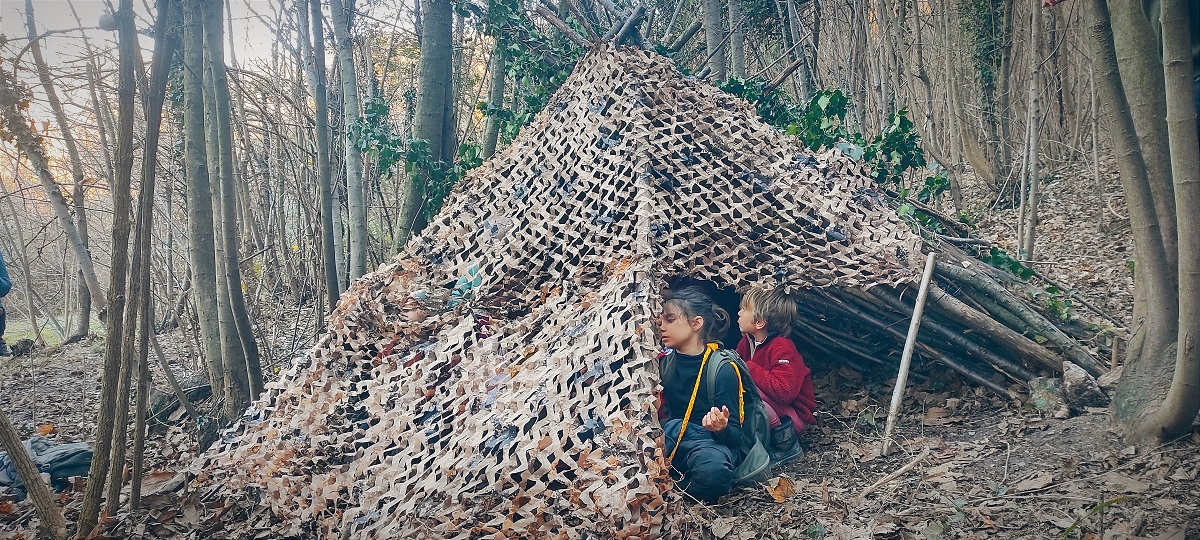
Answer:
top-left (0, 340), bottom-right (9, 358)
top-left (769, 417), bottom-right (803, 465)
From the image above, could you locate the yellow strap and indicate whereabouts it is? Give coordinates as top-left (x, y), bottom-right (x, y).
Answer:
top-left (729, 362), bottom-right (745, 423)
top-left (666, 343), bottom-right (719, 464)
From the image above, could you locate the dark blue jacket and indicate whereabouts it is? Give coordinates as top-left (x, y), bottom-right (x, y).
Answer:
top-left (0, 250), bottom-right (10, 298)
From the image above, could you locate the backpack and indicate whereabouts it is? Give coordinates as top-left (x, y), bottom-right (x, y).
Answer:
top-left (661, 348), bottom-right (772, 487)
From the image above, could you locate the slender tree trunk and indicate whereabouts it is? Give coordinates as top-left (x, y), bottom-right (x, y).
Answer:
top-left (205, 58), bottom-right (251, 417)
top-left (997, 2), bottom-right (1015, 192)
top-left (729, 0), bottom-right (746, 78)
top-left (329, 0), bottom-right (369, 280)
top-left (78, 0), bottom-right (137, 533)
top-left (181, 0), bottom-right (226, 412)
top-left (482, 37), bottom-right (506, 158)
top-left (703, 0), bottom-right (726, 80)
top-left (0, 189), bottom-right (46, 346)
top-left (299, 0), bottom-right (341, 310)
top-left (204, 0), bottom-right (263, 399)
top-left (124, 2), bottom-right (174, 512)
top-left (0, 410), bottom-right (65, 539)
top-left (0, 78), bottom-right (106, 317)
top-left (24, 0), bottom-right (96, 339)
top-left (1020, 4), bottom-right (1043, 260)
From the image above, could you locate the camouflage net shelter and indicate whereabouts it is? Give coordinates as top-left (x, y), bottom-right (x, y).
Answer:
top-left (162, 46), bottom-right (1102, 539)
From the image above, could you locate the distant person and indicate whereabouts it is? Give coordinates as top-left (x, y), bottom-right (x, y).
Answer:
top-left (736, 287), bottom-right (816, 464)
top-left (0, 250), bottom-right (10, 357)
top-left (655, 286), bottom-right (746, 502)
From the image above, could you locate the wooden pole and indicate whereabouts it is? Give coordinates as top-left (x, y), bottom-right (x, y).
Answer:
top-left (881, 252), bottom-right (936, 455)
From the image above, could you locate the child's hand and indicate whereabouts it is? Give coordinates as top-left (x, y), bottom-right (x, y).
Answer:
top-left (702, 406), bottom-right (730, 433)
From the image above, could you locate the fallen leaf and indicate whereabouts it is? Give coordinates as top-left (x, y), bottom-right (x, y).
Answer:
top-left (1012, 472), bottom-right (1055, 492)
top-left (1144, 525), bottom-right (1186, 540)
top-left (766, 475), bottom-right (796, 502)
top-left (711, 516), bottom-right (736, 538)
top-left (36, 423), bottom-right (57, 436)
top-left (921, 407), bottom-right (955, 426)
top-left (1103, 472), bottom-right (1150, 493)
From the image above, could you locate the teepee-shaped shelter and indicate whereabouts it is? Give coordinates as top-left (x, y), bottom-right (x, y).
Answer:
top-left (164, 46), bottom-right (1102, 539)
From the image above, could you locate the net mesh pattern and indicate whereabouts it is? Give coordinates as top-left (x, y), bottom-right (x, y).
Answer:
top-left (181, 46), bottom-right (923, 538)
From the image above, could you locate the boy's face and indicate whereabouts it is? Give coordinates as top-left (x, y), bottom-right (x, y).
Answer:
top-left (737, 301), bottom-right (762, 334)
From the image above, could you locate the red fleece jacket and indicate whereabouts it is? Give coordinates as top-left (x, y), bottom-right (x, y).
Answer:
top-left (737, 335), bottom-right (818, 431)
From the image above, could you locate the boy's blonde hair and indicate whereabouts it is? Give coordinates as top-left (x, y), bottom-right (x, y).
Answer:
top-left (741, 287), bottom-right (798, 338)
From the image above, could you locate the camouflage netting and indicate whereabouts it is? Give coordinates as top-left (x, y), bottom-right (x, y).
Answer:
top-left (174, 46), bottom-right (925, 538)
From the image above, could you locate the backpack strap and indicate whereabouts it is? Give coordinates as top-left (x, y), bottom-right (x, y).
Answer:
top-left (705, 349), bottom-right (746, 423)
top-left (665, 343), bottom-right (719, 464)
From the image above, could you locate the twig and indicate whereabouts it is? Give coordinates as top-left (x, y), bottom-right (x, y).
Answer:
top-left (855, 447), bottom-right (931, 501)
top-left (563, 0), bottom-right (601, 42)
top-left (751, 40), bottom-right (802, 80)
top-left (532, 5), bottom-right (590, 47)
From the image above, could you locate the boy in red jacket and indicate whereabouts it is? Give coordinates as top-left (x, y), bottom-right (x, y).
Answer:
top-left (736, 287), bottom-right (817, 464)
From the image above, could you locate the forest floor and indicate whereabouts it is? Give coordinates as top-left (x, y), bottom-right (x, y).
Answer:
top-left (1, 159), bottom-right (1196, 539)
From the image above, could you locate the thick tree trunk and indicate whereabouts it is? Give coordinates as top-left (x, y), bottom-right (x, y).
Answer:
top-left (1140, 0), bottom-right (1200, 440)
top-left (1086, 0), bottom-right (1183, 441)
top-left (1109, 0), bottom-right (1177, 270)
top-left (328, 0), bottom-right (369, 280)
top-left (299, 0), bottom-right (342, 311)
top-left (77, 0), bottom-right (137, 533)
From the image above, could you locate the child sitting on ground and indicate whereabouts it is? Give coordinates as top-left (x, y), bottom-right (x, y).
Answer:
top-left (736, 287), bottom-right (816, 464)
top-left (656, 286), bottom-right (745, 503)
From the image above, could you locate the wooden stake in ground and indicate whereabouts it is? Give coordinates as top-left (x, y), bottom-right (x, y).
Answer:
top-left (881, 252), bottom-right (937, 456)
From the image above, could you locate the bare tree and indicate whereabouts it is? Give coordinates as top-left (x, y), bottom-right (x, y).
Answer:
top-left (329, 0), bottom-right (369, 280)
top-left (78, 0), bottom-right (137, 532)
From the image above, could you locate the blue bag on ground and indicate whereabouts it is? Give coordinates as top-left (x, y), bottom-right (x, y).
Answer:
top-left (0, 436), bottom-right (93, 500)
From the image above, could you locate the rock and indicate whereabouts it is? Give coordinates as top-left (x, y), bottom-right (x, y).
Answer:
top-left (1062, 361), bottom-right (1109, 413)
top-left (1028, 377), bottom-right (1068, 418)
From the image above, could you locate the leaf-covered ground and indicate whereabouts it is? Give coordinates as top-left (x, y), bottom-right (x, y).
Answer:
top-left (677, 367), bottom-right (1200, 539)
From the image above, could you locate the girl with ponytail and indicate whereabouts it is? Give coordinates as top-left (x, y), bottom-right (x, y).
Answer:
top-left (655, 286), bottom-right (746, 502)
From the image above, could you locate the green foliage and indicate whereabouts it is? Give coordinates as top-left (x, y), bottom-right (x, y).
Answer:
top-left (979, 247), bottom-right (1075, 323)
top-left (1060, 496), bottom-right (1128, 538)
top-left (350, 97), bottom-right (484, 220)
top-left (1034, 284), bottom-right (1075, 324)
top-left (720, 83), bottom-right (958, 237)
top-left (476, 0), bottom-right (584, 144)
top-left (804, 524), bottom-right (827, 539)
top-left (979, 246), bottom-right (1035, 281)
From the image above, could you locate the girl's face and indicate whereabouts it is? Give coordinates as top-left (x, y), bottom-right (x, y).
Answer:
top-left (657, 306), bottom-right (702, 349)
